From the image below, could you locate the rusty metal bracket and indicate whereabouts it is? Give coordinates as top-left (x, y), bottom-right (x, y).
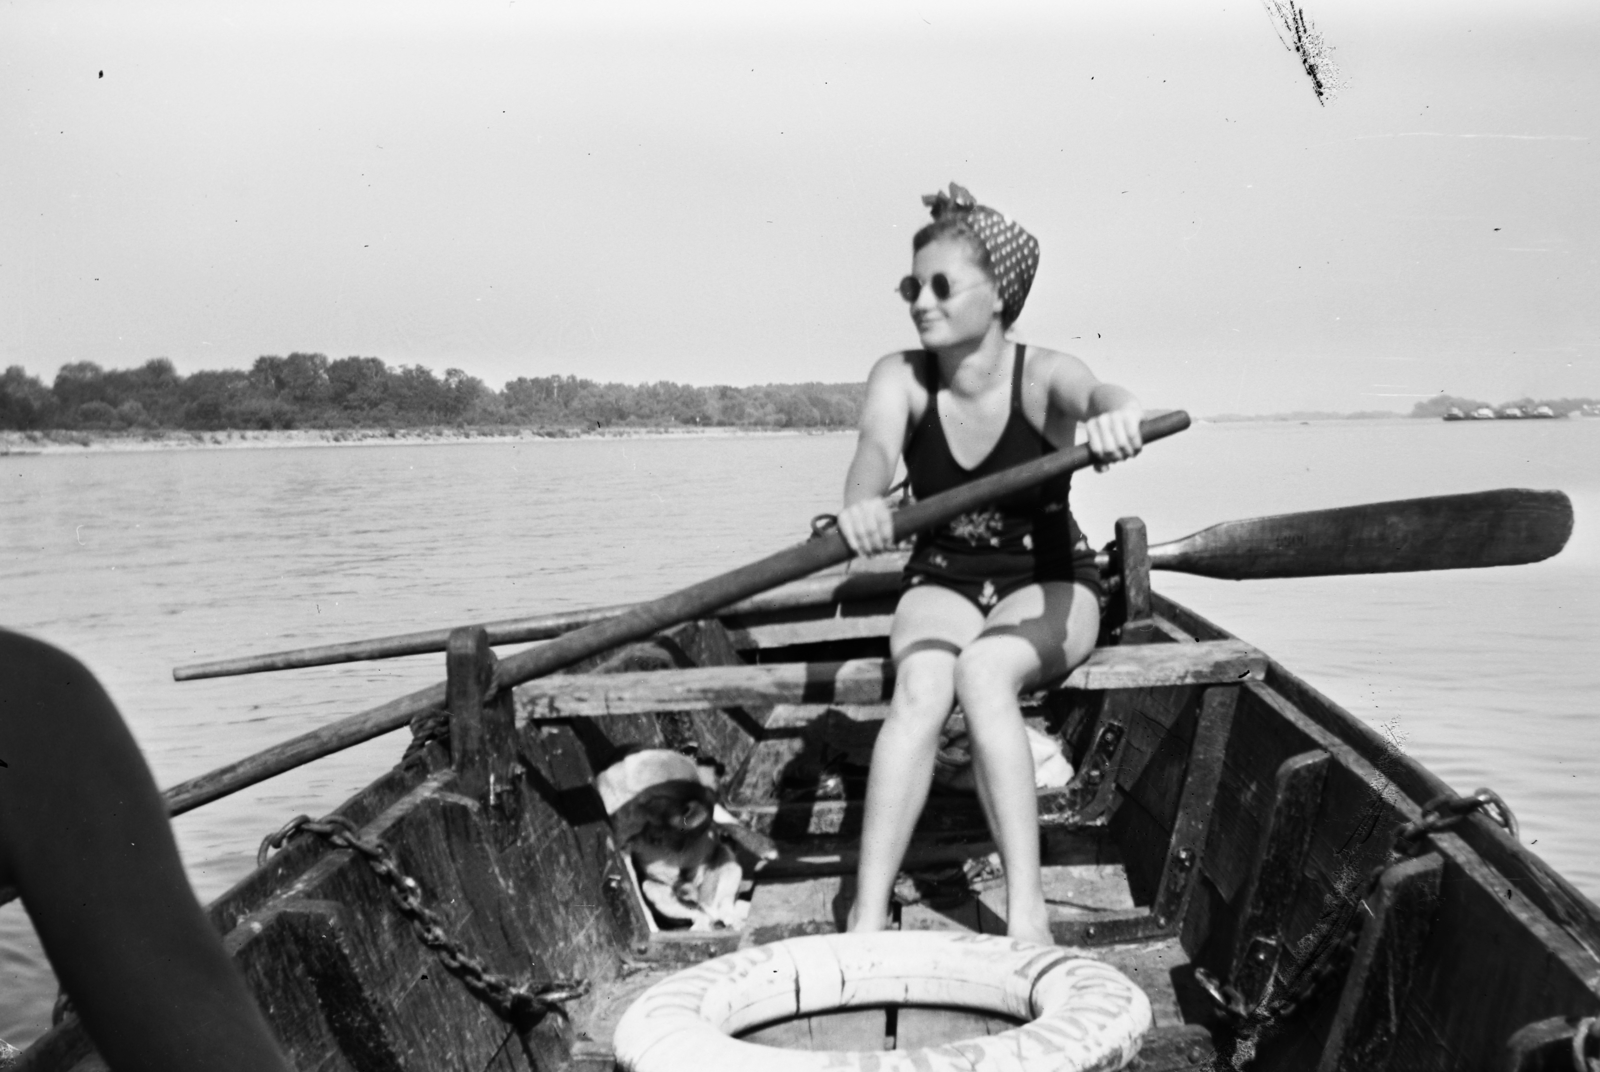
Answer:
top-left (1039, 702), bottom-right (1131, 828)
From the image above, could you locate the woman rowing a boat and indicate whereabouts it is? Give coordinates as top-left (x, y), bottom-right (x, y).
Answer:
top-left (837, 184), bottom-right (1144, 945)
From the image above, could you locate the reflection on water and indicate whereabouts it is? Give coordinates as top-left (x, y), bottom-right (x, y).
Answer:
top-left (2, 419), bottom-right (1596, 1044)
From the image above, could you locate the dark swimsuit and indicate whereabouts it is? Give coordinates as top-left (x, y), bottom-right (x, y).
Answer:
top-left (901, 343), bottom-right (1104, 612)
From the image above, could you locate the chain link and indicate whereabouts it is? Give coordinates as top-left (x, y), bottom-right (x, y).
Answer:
top-left (1396, 787), bottom-right (1518, 849)
top-left (259, 813), bottom-right (589, 1031)
top-left (1574, 1016), bottom-right (1600, 1072)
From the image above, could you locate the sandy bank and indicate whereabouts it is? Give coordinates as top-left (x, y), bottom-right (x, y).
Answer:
top-left (0, 426), bottom-right (848, 456)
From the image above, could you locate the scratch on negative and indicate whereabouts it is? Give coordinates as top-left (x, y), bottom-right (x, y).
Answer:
top-left (1260, 0), bottom-right (1345, 105)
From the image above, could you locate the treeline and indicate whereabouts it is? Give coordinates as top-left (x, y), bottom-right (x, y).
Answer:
top-left (0, 355), bottom-right (867, 432)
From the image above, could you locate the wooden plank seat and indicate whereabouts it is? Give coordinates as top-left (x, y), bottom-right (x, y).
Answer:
top-left (514, 639), bottom-right (1266, 720)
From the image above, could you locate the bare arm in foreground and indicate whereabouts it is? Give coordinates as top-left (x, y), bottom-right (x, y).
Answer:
top-left (0, 630), bottom-right (292, 1072)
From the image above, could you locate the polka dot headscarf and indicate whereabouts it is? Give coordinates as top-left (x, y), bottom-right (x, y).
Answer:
top-left (921, 182), bottom-right (1040, 326)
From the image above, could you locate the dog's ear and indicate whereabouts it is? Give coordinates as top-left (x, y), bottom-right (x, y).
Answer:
top-left (694, 760), bottom-right (721, 796)
top-left (616, 780), bottom-right (715, 849)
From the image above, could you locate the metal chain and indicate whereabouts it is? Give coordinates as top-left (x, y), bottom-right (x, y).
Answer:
top-left (401, 705), bottom-right (451, 768)
top-left (258, 813), bottom-right (589, 1030)
top-left (1574, 1016), bottom-right (1600, 1072)
top-left (1395, 787), bottom-right (1519, 850)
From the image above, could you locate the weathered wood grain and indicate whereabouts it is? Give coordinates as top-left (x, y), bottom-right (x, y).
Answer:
top-left (744, 875), bottom-right (853, 945)
top-left (1130, 1024), bottom-right (1220, 1070)
top-left (514, 641), bottom-right (1265, 719)
top-left (738, 1015), bottom-right (820, 1050)
top-left (1384, 832), bottom-right (1600, 1069)
top-left (1150, 686), bottom-right (1239, 931)
top-left (447, 625), bottom-right (519, 801)
top-left (802, 1009), bottom-right (892, 1052)
top-left (1156, 589), bottom-right (1600, 964)
top-left (1118, 688), bottom-right (1202, 846)
top-left (758, 702), bottom-right (892, 730)
top-left (1229, 750), bottom-right (1331, 1006)
top-left (755, 826), bottom-right (1110, 881)
top-left (722, 614), bottom-right (896, 653)
top-left (666, 618), bottom-right (763, 775)
top-left (1147, 488), bottom-right (1573, 580)
top-left (209, 722), bottom-right (628, 1068)
top-left (1316, 853), bottom-right (1444, 1072)
top-left (568, 968), bottom-right (682, 1072)
top-left (227, 898), bottom-right (407, 1072)
top-left (1117, 515), bottom-right (1153, 625)
top-left (1266, 659), bottom-right (1600, 963)
top-left (517, 657), bottom-right (893, 717)
top-left (893, 1007), bottom-right (1017, 1049)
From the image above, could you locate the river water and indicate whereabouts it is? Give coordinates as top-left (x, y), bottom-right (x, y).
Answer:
top-left (2, 419), bottom-right (1597, 1043)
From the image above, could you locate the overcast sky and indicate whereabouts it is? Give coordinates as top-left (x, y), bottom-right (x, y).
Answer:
top-left (3, 0), bottom-right (1595, 416)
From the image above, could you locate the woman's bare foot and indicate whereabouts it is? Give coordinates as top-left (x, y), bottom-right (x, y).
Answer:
top-left (1006, 898), bottom-right (1054, 946)
top-left (846, 899), bottom-right (890, 933)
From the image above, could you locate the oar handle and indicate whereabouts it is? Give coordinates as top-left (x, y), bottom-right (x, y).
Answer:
top-left (491, 410), bottom-right (1189, 694)
top-left (889, 409), bottom-right (1189, 542)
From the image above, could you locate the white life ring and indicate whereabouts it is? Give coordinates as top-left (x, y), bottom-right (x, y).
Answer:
top-left (614, 931), bottom-right (1152, 1072)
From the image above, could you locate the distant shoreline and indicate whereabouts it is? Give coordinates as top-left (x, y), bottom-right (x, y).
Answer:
top-left (1205, 410), bottom-right (1407, 423)
top-left (0, 425), bottom-right (850, 456)
top-left (8, 410), bottom-right (1591, 457)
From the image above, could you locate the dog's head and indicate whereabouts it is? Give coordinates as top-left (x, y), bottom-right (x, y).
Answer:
top-left (613, 779), bottom-right (715, 854)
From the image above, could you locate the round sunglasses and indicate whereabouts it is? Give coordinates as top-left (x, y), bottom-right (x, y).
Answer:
top-left (896, 273), bottom-right (991, 304)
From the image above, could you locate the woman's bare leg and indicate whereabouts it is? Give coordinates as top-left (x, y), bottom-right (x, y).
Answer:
top-left (847, 585), bottom-right (982, 931)
top-left (956, 583), bottom-right (1100, 944)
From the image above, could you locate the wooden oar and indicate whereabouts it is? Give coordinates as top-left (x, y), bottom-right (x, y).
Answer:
top-left (1129, 488), bottom-right (1574, 580)
top-left (171, 486), bottom-right (1576, 682)
top-left (172, 569), bottom-right (902, 682)
top-left (490, 410), bottom-right (1188, 692)
top-left (161, 410), bottom-right (1189, 815)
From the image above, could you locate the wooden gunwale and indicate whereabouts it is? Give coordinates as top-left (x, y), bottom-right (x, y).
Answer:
top-left (1152, 591), bottom-right (1600, 961)
top-left (20, 554), bottom-right (1600, 1069)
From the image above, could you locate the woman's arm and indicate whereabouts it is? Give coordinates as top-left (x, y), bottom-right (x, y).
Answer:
top-left (1044, 352), bottom-right (1143, 468)
top-left (0, 631), bottom-right (293, 1072)
top-left (837, 354), bottom-right (914, 555)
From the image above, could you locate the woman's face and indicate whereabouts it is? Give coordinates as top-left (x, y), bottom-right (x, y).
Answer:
top-left (906, 237), bottom-right (1002, 350)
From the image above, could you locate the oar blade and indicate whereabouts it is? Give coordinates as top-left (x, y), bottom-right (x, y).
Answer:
top-left (1150, 488), bottom-right (1574, 580)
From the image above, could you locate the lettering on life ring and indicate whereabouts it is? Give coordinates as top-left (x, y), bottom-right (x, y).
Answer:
top-left (614, 931), bottom-right (1152, 1072)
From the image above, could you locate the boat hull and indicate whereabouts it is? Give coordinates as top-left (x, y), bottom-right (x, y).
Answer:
top-left (18, 565), bottom-right (1600, 1071)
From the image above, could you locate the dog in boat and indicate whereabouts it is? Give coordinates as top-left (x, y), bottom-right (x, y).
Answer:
top-left (596, 749), bottom-right (767, 930)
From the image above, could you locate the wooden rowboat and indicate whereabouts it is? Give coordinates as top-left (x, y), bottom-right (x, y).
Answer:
top-left (12, 472), bottom-right (1598, 1070)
